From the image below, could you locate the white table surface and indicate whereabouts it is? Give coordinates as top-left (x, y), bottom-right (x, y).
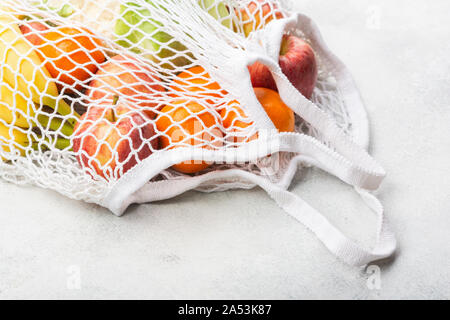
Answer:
top-left (1, 0), bottom-right (449, 299)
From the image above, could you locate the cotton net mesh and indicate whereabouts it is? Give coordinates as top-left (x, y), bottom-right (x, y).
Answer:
top-left (0, 0), bottom-right (353, 206)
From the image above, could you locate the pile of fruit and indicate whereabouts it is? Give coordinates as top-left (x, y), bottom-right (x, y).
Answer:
top-left (0, 0), bottom-right (318, 181)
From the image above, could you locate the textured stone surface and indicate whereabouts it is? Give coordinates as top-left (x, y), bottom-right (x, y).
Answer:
top-left (0, 0), bottom-right (449, 299)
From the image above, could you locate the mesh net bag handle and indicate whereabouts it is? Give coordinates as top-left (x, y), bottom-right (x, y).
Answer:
top-left (130, 169), bottom-right (396, 266)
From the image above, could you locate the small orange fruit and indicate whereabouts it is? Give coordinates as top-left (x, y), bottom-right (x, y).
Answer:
top-left (38, 26), bottom-right (106, 93)
top-left (156, 100), bottom-right (223, 174)
top-left (221, 100), bottom-right (257, 143)
top-left (170, 66), bottom-right (227, 106)
top-left (254, 87), bottom-right (295, 132)
top-left (221, 87), bottom-right (295, 143)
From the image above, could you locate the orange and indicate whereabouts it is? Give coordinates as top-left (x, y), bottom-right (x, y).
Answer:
top-left (156, 101), bottom-right (223, 174)
top-left (170, 66), bottom-right (228, 107)
top-left (254, 87), bottom-right (295, 132)
top-left (38, 26), bottom-right (106, 93)
top-left (221, 100), bottom-right (257, 143)
top-left (221, 87), bottom-right (295, 143)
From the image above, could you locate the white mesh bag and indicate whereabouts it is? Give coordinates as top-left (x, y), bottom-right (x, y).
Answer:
top-left (0, 0), bottom-right (396, 266)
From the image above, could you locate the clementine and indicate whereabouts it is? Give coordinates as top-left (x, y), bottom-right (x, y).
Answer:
top-left (170, 66), bottom-right (227, 107)
top-left (221, 100), bottom-right (257, 143)
top-left (221, 87), bottom-right (295, 143)
top-left (156, 100), bottom-right (223, 174)
top-left (38, 26), bottom-right (106, 93)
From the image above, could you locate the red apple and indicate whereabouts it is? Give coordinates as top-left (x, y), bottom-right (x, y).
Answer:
top-left (86, 54), bottom-right (165, 119)
top-left (236, 0), bottom-right (285, 37)
top-left (248, 34), bottom-right (318, 99)
top-left (73, 103), bottom-right (159, 181)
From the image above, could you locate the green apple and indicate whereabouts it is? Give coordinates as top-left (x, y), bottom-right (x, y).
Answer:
top-left (115, 1), bottom-right (233, 70)
top-left (115, 2), bottom-right (191, 69)
top-left (198, 0), bottom-right (233, 29)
